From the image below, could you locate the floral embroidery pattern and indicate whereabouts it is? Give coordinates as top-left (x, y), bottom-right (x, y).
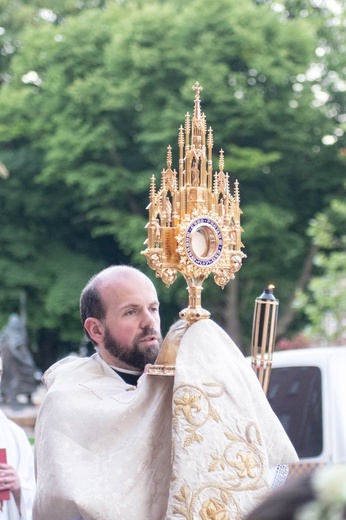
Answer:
top-left (173, 484), bottom-right (240, 520)
top-left (200, 497), bottom-right (231, 520)
top-left (173, 383), bottom-right (222, 447)
top-left (171, 383), bottom-right (268, 519)
top-left (209, 423), bottom-right (265, 488)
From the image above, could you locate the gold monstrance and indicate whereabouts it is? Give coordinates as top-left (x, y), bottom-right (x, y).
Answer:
top-left (142, 83), bottom-right (246, 373)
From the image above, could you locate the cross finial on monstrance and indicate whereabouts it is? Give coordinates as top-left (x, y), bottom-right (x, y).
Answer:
top-left (192, 81), bottom-right (203, 100)
top-left (192, 81), bottom-right (203, 98)
top-left (192, 81), bottom-right (203, 122)
top-left (142, 83), bottom-right (246, 374)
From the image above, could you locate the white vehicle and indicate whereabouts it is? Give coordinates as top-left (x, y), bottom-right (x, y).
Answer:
top-left (265, 346), bottom-right (346, 479)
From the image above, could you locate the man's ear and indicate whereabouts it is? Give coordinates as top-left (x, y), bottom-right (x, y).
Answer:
top-left (84, 318), bottom-right (104, 344)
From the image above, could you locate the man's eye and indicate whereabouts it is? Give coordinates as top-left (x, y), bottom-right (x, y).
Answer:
top-left (125, 309), bottom-right (136, 316)
top-left (151, 307), bottom-right (159, 313)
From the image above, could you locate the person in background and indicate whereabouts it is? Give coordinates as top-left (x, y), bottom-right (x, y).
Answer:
top-left (0, 353), bottom-right (36, 520)
top-left (0, 314), bottom-right (36, 407)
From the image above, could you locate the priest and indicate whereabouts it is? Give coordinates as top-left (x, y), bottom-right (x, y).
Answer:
top-left (33, 265), bottom-right (297, 520)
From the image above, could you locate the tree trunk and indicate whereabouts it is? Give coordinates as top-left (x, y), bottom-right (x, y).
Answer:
top-left (277, 243), bottom-right (318, 337)
top-left (37, 328), bottom-right (61, 372)
top-left (221, 277), bottom-right (245, 352)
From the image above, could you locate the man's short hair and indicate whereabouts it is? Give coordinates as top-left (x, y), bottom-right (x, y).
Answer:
top-left (79, 276), bottom-right (106, 343)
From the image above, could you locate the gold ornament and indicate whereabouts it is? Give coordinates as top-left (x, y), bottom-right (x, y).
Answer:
top-left (142, 82), bottom-right (246, 328)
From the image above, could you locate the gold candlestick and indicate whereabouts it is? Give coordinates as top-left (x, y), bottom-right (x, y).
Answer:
top-left (251, 284), bottom-right (279, 394)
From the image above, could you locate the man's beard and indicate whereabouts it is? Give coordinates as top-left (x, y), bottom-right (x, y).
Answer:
top-left (103, 326), bottom-right (162, 370)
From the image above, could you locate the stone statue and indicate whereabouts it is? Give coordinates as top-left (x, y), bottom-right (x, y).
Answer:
top-left (0, 314), bottom-right (37, 406)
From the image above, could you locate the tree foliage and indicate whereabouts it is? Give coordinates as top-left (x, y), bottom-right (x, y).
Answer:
top-left (0, 0), bottom-right (345, 368)
top-left (295, 193), bottom-right (346, 344)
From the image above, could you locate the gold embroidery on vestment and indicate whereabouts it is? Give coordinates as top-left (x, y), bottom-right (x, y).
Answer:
top-left (171, 383), bottom-right (269, 519)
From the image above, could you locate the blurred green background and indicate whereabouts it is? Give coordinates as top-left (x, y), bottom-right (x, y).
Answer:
top-left (0, 0), bottom-right (345, 371)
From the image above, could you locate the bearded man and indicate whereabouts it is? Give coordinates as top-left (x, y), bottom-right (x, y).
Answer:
top-left (33, 266), bottom-right (174, 520)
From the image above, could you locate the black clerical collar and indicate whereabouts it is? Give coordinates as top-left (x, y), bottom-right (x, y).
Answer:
top-left (110, 366), bottom-right (142, 386)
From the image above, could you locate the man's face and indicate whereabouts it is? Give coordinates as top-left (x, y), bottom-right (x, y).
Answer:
top-left (98, 271), bottom-right (162, 370)
top-left (103, 324), bottom-right (161, 370)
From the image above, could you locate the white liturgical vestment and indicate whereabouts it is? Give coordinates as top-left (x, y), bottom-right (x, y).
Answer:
top-left (0, 410), bottom-right (36, 520)
top-left (33, 320), bottom-right (297, 520)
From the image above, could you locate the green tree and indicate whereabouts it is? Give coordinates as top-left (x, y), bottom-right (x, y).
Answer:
top-left (295, 191), bottom-right (346, 344)
top-left (0, 0), bottom-right (345, 367)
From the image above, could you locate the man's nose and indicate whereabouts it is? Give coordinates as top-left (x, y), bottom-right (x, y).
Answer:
top-left (141, 309), bottom-right (158, 329)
